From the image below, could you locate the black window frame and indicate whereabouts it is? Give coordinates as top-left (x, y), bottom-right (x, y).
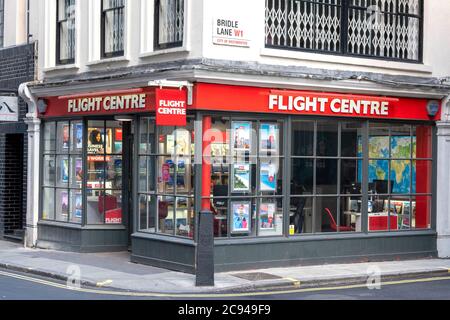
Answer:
top-left (265, 0), bottom-right (424, 63)
top-left (154, 0), bottom-right (185, 50)
top-left (101, 0), bottom-right (125, 59)
top-left (56, 0), bottom-right (76, 65)
top-left (0, 0), bottom-right (4, 48)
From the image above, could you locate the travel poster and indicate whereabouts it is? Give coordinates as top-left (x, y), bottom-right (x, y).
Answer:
top-left (232, 163), bottom-right (250, 192)
top-left (231, 202), bottom-right (251, 233)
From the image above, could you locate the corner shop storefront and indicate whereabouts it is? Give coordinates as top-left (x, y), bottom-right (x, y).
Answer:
top-left (36, 82), bottom-right (439, 273)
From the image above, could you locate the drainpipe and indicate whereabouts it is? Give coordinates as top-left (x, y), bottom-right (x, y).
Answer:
top-left (18, 82), bottom-right (41, 248)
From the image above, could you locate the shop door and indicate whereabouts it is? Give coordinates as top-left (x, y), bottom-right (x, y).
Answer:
top-left (86, 120), bottom-right (133, 248)
top-left (121, 121), bottom-right (134, 247)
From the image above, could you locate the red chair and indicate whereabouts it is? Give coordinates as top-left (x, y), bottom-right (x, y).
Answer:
top-left (98, 194), bottom-right (118, 214)
top-left (99, 195), bottom-right (122, 224)
top-left (325, 208), bottom-right (354, 232)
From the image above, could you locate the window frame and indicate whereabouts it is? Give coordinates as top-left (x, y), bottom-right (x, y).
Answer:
top-left (265, 0), bottom-right (424, 63)
top-left (56, 0), bottom-right (76, 65)
top-left (0, 0), bottom-right (4, 48)
top-left (101, 0), bottom-right (125, 59)
top-left (154, 0), bottom-right (185, 50)
top-left (40, 119), bottom-right (85, 225)
top-left (137, 116), bottom-right (196, 239)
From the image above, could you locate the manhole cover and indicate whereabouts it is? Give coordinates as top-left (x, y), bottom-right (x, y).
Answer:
top-left (232, 272), bottom-right (282, 281)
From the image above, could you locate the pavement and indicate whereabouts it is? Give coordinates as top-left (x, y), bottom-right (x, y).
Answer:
top-left (0, 240), bottom-right (449, 294)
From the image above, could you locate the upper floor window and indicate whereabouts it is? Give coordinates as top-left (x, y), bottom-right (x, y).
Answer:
top-left (0, 0), bottom-right (4, 48)
top-left (101, 0), bottom-right (125, 58)
top-left (265, 0), bottom-right (422, 62)
top-left (154, 0), bottom-right (184, 50)
top-left (57, 0), bottom-right (76, 65)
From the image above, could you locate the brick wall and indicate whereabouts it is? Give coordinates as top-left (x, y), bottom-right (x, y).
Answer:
top-left (0, 43), bottom-right (35, 237)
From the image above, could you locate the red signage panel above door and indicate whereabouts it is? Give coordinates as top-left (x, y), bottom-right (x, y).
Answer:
top-left (155, 88), bottom-right (187, 126)
top-left (193, 83), bottom-right (441, 121)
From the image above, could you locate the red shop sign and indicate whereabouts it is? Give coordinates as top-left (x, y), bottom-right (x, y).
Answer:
top-left (155, 88), bottom-right (187, 126)
top-left (192, 83), bottom-right (441, 121)
top-left (40, 88), bottom-right (156, 118)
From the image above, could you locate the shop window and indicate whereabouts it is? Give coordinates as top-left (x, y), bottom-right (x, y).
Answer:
top-left (154, 0), bottom-right (184, 50)
top-left (101, 0), bottom-right (125, 58)
top-left (41, 121), bottom-right (83, 224)
top-left (138, 117), bottom-right (195, 238)
top-left (56, 0), bottom-right (76, 65)
top-left (207, 117), bottom-right (284, 239)
top-left (367, 123), bottom-right (432, 232)
top-left (290, 121), bottom-right (363, 234)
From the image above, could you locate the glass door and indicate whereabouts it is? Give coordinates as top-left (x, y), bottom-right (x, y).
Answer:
top-left (86, 120), bottom-right (124, 226)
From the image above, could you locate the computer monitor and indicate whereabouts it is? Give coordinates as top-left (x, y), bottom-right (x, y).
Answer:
top-left (373, 180), bottom-right (393, 194)
top-left (213, 185), bottom-right (228, 207)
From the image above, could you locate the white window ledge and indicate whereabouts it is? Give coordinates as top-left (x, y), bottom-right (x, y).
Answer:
top-left (43, 64), bottom-right (80, 73)
top-left (260, 48), bottom-right (433, 74)
top-left (86, 56), bottom-right (130, 67)
top-left (139, 46), bottom-right (189, 59)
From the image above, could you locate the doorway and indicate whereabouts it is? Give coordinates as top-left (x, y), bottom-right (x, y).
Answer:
top-left (86, 120), bottom-right (134, 247)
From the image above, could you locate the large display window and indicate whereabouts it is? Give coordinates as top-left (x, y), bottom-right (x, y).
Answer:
top-left (42, 120), bottom-right (84, 224)
top-left (138, 117), bottom-right (195, 238)
top-left (366, 123), bottom-right (432, 231)
top-left (207, 116), bottom-right (285, 238)
top-left (291, 120), bottom-right (363, 234)
top-left (40, 115), bottom-right (434, 238)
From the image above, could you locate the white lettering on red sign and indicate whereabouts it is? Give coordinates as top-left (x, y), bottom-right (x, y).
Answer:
top-left (67, 94), bottom-right (146, 113)
top-left (157, 99), bottom-right (186, 115)
top-left (269, 95), bottom-right (389, 116)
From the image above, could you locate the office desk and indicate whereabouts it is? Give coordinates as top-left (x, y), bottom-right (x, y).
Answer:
top-left (344, 212), bottom-right (398, 232)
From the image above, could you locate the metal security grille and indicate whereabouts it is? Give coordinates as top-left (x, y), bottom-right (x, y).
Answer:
top-left (266, 0), bottom-right (342, 52)
top-left (265, 0), bottom-right (422, 62)
top-left (57, 0), bottom-right (76, 65)
top-left (101, 0), bottom-right (125, 58)
top-left (155, 0), bottom-right (184, 50)
top-left (0, 0), bottom-right (4, 48)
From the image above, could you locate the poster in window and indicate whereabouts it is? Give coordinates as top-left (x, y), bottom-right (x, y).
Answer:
top-left (74, 193), bottom-right (82, 219)
top-left (167, 134), bottom-right (175, 154)
top-left (106, 129), bottom-right (113, 154)
top-left (232, 163), bottom-right (251, 192)
top-left (75, 158), bottom-right (83, 183)
top-left (232, 121), bottom-right (251, 151)
top-left (176, 159), bottom-right (186, 189)
top-left (114, 128), bottom-right (123, 154)
top-left (231, 202), bottom-right (251, 233)
top-left (75, 123), bottom-right (83, 149)
top-left (88, 128), bottom-right (104, 154)
top-left (260, 123), bottom-right (278, 153)
top-left (260, 161), bottom-right (277, 192)
top-left (61, 158), bottom-right (69, 183)
top-left (61, 191), bottom-right (69, 217)
top-left (175, 129), bottom-right (190, 155)
top-left (259, 203), bottom-right (276, 230)
top-left (62, 125), bottom-right (70, 149)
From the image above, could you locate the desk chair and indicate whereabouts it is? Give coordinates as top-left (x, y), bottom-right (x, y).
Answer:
top-left (325, 208), bottom-right (354, 232)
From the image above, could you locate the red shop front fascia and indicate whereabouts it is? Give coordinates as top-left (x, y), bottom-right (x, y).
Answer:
top-left (40, 84), bottom-right (438, 227)
top-left (191, 83), bottom-right (438, 227)
top-left (40, 87), bottom-right (186, 119)
top-left (39, 83), bottom-right (441, 122)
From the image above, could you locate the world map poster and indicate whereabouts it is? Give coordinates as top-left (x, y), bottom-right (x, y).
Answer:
top-left (358, 136), bottom-right (416, 193)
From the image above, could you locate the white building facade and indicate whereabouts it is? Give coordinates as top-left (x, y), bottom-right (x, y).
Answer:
top-left (19, 0), bottom-right (450, 272)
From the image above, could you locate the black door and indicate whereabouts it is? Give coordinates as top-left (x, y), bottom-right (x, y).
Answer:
top-left (121, 122), bottom-right (133, 247)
